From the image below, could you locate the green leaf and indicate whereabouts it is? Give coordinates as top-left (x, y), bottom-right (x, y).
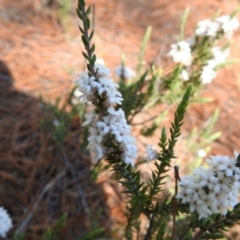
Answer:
top-left (200, 232), bottom-right (225, 239)
top-left (89, 30), bottom-right (94, 40)
top-left (182, 229), bottom-right (192, 240)
top-left (136, 26), bottom-right (152, 74)
top-left (156, 219), bottom-right (167, 239)
top-left (230, 7), bottom-right (240, 18)
top-left (159, 126), bottom-right (167, 148)
top-left (215, 59), bottom-right (239, 70)
top-left (81, 35), bottom-right (88, 46)
top-left (82, 51), bottom-right (89, 60)
top-left (211, 10), bottom-right (221, 21)
top-left (78, 26), bottom-right (85, 34)
top-left (12, 232), bottom-right (25, 240)
top-left (87, 63), bottom-right (92, 72)
top-left (41, 228), bottom-right (52, 240)
top-left (78, 0), bottom-right (85, 9)
top-left (201, 218), bottom-right (212, 229)
top-left (85, 17), bottom-right (91, 30)
top-left (79, 228), bottom-right (105, 240)
top-left (86, 5), bottom-right (91, 15)
top-left (89, 58), bottom-right (95, 67)
top-left (54, 213), bottom-right (67, 234)
top-left (180, 8), bottom-right (190, 40)
top-left (90, 43), bottom-right (95, 54)
top-left (224, 220), bottom-right (234, 227)
top-left (233, 203), bottom-right (240, 210)
top-left (76, 8), bottom-right (84, 20)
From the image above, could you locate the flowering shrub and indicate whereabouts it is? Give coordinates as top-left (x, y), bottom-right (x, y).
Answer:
top-left (75, 0), bottom-right (240, 239)
top-left (7, 1), bottom-right (238, 240)
top-left (76, 64), bottom-right (138, 166)
top-left (177, 152), bottom-right (240, 219)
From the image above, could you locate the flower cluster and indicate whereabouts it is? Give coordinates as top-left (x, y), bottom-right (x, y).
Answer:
top-left (200, 47), bottom-right (229, 84)
top-left (177, 152), bottom-right (240, 219)
top-left (114, 65), bottom-right (136, 79)
top-left (168, 41), bottom-right (192, 66)
top-left (196, 15), bottom-right (238, 84)
top-left (76, 64), bottom-right (123, 105)
top-left (76, 64), bottom-right (138, 166)
top-left (196, 15), bottom-right (239, 38)
top-left (180, 69), bottom-right (189, 81)
top-left (145, 144), bottom-right (158, 162)
top-left (0, 207), bottom-right (13, 238)
top-left (168, 14), bottom-right (239, 84)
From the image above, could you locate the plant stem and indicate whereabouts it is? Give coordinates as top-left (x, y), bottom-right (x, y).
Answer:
top-left (172, 166), bottom-right (180, 240)
top-left (144, 213), bottom-right (155, 240)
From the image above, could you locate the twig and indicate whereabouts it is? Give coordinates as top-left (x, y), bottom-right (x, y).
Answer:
top-left (59, 146), bottom-right (90, 217)
top-left (172, 165), bottom-right (181, 240)
top-left (143, 212), bottom-right (155, 240)
top-left (17, 170), bottom-right (66, 234)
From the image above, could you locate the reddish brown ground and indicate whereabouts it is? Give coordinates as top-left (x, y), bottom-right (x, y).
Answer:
top-left (1, 0), bottom-right (240, 239)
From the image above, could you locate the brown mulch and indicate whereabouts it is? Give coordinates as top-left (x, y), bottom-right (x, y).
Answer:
top-left (0, 60), bottom-right (114, 239)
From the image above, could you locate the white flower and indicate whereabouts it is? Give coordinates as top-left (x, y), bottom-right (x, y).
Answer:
top-left (206, 21), bottom-right (221, 37)
top-left (88, 127), bottom-right (103, 144)
top-left (76, 66), bottom-right (123, 106)
top-left (88, 143), bottom-right (104, 162)
top-left (76, 62), bottom-right (138, 166)
top-left (145, 144), bottom-right (158, 162)
top-left (53, 119), bottom-right (60, 127)
top-left (200, 65), bottom-right (217, 84)
top-left (180, 69), bottom-right (189, 81)
top-left (91, 77), bottom-right (123, 105)
top-left (216, 15), bottom-right (239, 38)
top-left (197, 149), bottom-right (207, 158)
top-left (199, 47), bottom-right (229, 84)
top-left (114, 65), bottom-right (136, 79)
top-left (195, 19), bottom-right (220, 37)
top-left (195, 19), bottom-right (210, 36)
top-left (177, 152), bottom-right (240, 219)
top-left (195, 15), bottom-right (239, 39)
top-left (168, 41), bottom-right (192, 66)
top-left (94, 63), bottom-right (111, 78)
top-left (95, 58), bottom-right (105, 65)
top-left (75, 72), bottom-right (95, 103)
top-left (209, 47), bottom-right (230, 68)
top-left (73, 88), bottom-right (83, 98)
top-left (82, 111), bottom-right (95, 126)
top-left (213, 47), bottom-right (229, 62)
top-left (0, 207), bottom-right (13, 238)
top-left (186, 36), bottom-right (196, 47)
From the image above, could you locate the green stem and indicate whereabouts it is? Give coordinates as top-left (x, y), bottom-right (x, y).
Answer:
top-left (143, 213), bottom-right (155, 240)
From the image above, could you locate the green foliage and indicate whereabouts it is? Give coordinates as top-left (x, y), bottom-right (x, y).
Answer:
top-left (136, 26), bottom-right (152, 75)
top-left (58, 0), bottom-right (72, 30)
top-left (90, 161), bottom-right (111, 182)
top-left (77, 207), bottom-right (111, 240)
top-left (41, 214), bottom-right (67, 240)
top-left (32, 2), bottom-right (240, 240)
top-left (12, 215), bottom-right (67, 240)
top-left (119, 67), bottom-right (159, 123)
top-left (12, 232), bottom-right (25, 240)
top-left (180, 8), bottom-right (190, 40)
top-left (183, 108), bottom-right (221, 171)
top-left (78, 228), bottom-right (105, 240)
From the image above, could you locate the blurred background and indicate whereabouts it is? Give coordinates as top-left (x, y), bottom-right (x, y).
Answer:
top-left (1, 0), bottom-right (240, 239)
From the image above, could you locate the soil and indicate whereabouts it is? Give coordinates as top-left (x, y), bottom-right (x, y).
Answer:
top-left (1, 0), bottom-right (240, 239)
